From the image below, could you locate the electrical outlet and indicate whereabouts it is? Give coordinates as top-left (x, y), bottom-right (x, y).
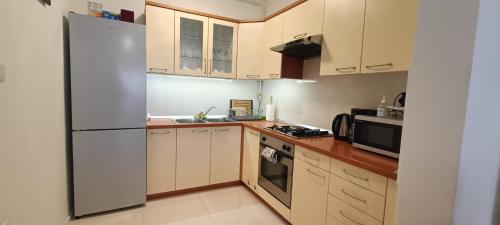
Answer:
top-left (0, 64), bottom-right (5, 84)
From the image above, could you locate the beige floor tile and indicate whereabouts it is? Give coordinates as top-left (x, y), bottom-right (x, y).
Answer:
top-left (143, 196), bottom-right (212, 225)
top-left (146, 192), bottom-right (200, 207)
top-left (69, 208), bottom-right (143, 225)
top-left (199, 186), bottom-right (261, 214)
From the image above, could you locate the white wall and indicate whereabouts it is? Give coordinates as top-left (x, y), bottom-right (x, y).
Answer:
top-left (0, 1), bottom-right (70, 225)
top-left (262, 59), bottom-right (407, 130)
top-left (147, 75), bottom-right (260, 116)
top-left (452, 0), bottom-right (500, 224)
top-left (69, 0), bottom-right (146, 23)
top-left (396, 0), bottom-right (481, 224)
top-left (154, 0), bottom-right (266, 19)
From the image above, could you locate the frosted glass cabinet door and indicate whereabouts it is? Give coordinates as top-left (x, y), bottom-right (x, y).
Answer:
top-left (174, 12), bottom-right (209, 76)
top-left (208, 19), bottom-right (238, 78)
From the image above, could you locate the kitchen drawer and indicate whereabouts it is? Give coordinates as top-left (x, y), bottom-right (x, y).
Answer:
top-left (330, 174), bottom-right (386, 220)
top-left (326, 215), bottom-right (345, 225)
top-left (330, 158), bottom-right (387, 196)
top-left (328, 195), bottom-right (383, 225)
top-left (295, 145), bottom-right (331, 171)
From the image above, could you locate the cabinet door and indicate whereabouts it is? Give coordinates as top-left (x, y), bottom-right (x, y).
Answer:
top-left (210, 126), bottom-right (242, 184)
top-left (262, 15), bottom-right (284, 79)
top-left (384, 179), bottom-right (398, 225)
top-left (242, 128), bottom-right (260, 192)
top-left (208, 19), bottom-right (238, 78)
top-left (147, 129), bottom-right (176, 195)
top-left (174, 12), bottom-right (209, 76)
top-left (237, 22), bottom-right (265, 80)
top-left (291, 159), bottom-right (330, 225)
top-left (282, 0), bottom-right (325, 43)
top-left (361, 0), bottom-right (419, 73)
top-left (320, 0), bottom-right (365, 76)
top-left (176, 127), bottom-right (211, 190)
top-left (146, 6), bottom-right (175, 74)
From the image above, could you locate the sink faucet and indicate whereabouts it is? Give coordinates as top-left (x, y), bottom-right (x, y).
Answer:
top-left (200, 106), bottom-right (216, 119)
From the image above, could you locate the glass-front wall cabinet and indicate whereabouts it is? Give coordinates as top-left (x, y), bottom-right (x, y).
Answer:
top-left (175, 12), bottom-right (208, 76)
top-left (208, 19), bottom-right (238, 78)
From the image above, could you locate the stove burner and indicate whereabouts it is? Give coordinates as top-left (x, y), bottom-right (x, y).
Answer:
top-left (265, 125), bottom-right (332, 138)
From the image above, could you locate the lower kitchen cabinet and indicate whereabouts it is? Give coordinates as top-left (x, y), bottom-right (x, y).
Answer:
top-left (384, 179), bottom-right (398, 225)
top-left (291, 158), bottom-right (330, 225)
top-left (176, 127), bottom-right (212, 190)
top-left (147, 129), bottom-right (177, 195)
top-left (210, 126), bottom-right (242, 184)
top-left (241, 128), bottom-right (260, 192)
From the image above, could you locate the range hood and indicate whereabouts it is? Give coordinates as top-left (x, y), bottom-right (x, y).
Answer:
top-left (271, 35), bottom-right (322, 59)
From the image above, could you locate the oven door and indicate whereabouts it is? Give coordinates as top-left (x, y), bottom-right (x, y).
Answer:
top-left (353, 119), bottom-right (402, 158)
top-left (258, 146), bottom-right (293, 208)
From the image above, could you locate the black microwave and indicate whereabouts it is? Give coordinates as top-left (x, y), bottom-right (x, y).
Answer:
top-left (352, 115), bottom-right (403, 159)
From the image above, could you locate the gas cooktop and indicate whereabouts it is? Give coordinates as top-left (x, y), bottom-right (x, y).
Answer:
top-left (265, 125), bottom-right (333, 139)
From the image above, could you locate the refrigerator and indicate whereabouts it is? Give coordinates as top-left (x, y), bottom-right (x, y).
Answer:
top-left (69, 13), bottom-right (146, 217)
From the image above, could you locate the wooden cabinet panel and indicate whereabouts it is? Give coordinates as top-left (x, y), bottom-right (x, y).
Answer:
top-left (210, 126), bottom-right (242, 184)
top-left (326, 215), bottom-right (345, 225)
top-left (237, 23), bottom-right (265, 80)
top-left (330, 174), bottom-right (386, 220)
top-left (330, 158), bottom-right (388, 196)
top-left (146, 6), bottom-right (175, 74)
top-left (242, 128), bottom-right (260, 192)
top-left (176, 127), bottom-right (211, 190)
top-left (320, 0), bottom-right (365, 76)
top-left (291, 158), bottom-right (330, 225)
top-left (282, 0), bottom-right (325, 43)
top-left (208, 19), bottom-right (238, 78)
top-left (147, 129), bottom-right (176, 195)
top-left (361, 0), bottom-right (419, 73)
top-left (328, 195), bottom-right (383, 225)
top-left (174, 12), bottom-right (209, 76)
top-left (262, 15), bottom-right (284, 79)
top-left (295, 145), bottom-right (331, 171)
top-left (384, 179), bottom-right (398, 225)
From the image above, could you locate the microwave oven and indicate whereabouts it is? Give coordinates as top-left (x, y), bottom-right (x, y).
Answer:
top-left (352, 115), bottom-right (403, 159)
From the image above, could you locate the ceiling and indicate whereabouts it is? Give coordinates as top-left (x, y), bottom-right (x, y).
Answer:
top-left (234, 0), bottom-right (269, 6)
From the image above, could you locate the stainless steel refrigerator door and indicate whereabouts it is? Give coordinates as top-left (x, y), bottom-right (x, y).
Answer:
top-left (73, 129), bottom-right (146, 216)
top-left (69, 13), bottom-right (146, 130)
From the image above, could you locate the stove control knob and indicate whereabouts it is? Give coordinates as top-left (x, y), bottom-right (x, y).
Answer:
top-left (282, 145), bottom-right (287, 150)
top-left (287, 146), bottom-right (292, 151)
top-left (262, 137), bottom-right (266, 142)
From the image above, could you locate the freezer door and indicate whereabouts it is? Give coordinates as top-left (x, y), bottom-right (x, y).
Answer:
top-left (69, 13), bottom-right (146, 130)
top-left (73, 129), bottom-right (146, 217)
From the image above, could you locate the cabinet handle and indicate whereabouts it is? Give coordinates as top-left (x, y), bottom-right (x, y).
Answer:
top-left (340, 210), bottom-right (365, 225)
top-left (249, 131), bottom-right (259, 137)
top-left (365, 63), bottom-right (393, 71)
top-left (246, 74), bottom-right (260, 78)
top-left (294, 33), bottom-right (307, 39)
top-left (341, 189), bottom-right (367, 203)
top-left (149, 68), bottom-right (168, 73)
top-left (209, 59), bottom-right (212, 74)
top-left (306, 168), bottom-right (326, 179)
top-left (204, 59), bottom-right (207, 74)
top-left (216, 128), bottom-right (230, 132)
top-left (195, 129), bottom-right (209, 133)
top-left (302, 153), bottom-right (320, 163)
top-left (150, 131), bottom-right (170, 135)
top-left (269, 73), bottom-right (279, 78)
top-left (343, 169), bottom-right (369, 181)
top-left (335, 66), bottom-right (356, 73)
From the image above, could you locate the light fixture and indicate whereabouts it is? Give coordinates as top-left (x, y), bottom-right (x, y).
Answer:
top-left (296, 80), bottom-right (317, 83)
top-left (146, 73), bottom-right (234, 83)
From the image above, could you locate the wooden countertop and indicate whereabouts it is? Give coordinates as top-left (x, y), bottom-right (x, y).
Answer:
top-left (147, 119), bottom-right (398, 179)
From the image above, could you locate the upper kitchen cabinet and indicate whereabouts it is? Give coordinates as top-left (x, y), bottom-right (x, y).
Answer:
top-left (361, 0), bottom-right (419, 73)
top-left (237, 22), bottom-right (265, 80)
top-left (262, 14), bottom-right (284, 79)
top-left (146, 5), bottom-right (175, 74)
top-left (320, 0), bottom-right (365, 76)
top-left (174, 12), bottom-right (209, 76)
top-left (208, 19), bottom-right (238, 78)
top-left (282, 0), bottom-right (325, 43)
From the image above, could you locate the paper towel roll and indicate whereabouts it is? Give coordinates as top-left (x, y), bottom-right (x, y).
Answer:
top-left (266, 104), bottom-right (275, 121)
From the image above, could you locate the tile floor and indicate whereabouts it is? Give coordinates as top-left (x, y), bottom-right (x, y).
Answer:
top-left (69, 186), bottom-right (287, 225)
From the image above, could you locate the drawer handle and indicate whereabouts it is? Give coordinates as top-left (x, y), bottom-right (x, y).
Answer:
top-left (149, 68), bottom-right (168, 73)
top-left (340, 210), bottom-right (365, 225)
top-left (307, 168), bottom-right (325, 179)
top-left (365, 63), bottom-right (393, 71)
top-left (343, 169), bottom-right (370, 181)
top-left (294, 33), bottom-right (307, 39)
top-left (197, 129), bottom-right (209, 133)
top-left (216, 128), bottom-right (230, 132)
top-left (335, 66), bottom-right (356, 72)
top-left (269, 73), bottom-right (280, 78)
top-left (246, 74), bottom-right (260, 78)
top-left (249, 131), bottom-right (259, 136)
top-left (151, 131), bottom-right (170, 135)
top-left (341, 189), bottom-right (367, 203)
top-left (302, 153), bottom-right (320, 163)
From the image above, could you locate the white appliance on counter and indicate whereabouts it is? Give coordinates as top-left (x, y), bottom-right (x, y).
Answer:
top-left (69, 13), bottom-right (146, 217)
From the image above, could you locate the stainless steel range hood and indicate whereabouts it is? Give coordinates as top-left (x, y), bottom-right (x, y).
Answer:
top-left (270, 35), bottom-right (322, 59)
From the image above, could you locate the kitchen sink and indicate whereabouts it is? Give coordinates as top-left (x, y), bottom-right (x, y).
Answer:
top-left (174, 118), bottom-right (206, 124)
top-left (204, 118), bottom-right (236, 123)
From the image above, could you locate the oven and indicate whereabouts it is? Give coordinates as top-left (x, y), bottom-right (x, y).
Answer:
top-left (258, 134), bottom-right (295, 208)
